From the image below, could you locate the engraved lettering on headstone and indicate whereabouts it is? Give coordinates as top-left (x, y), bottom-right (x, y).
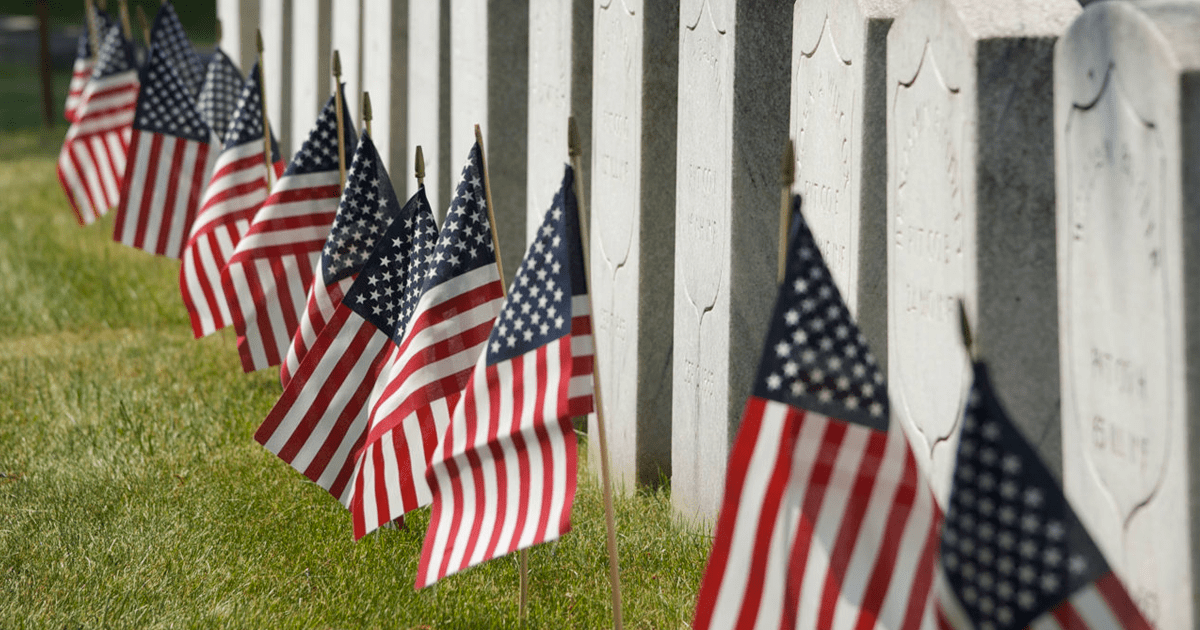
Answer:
top-left (1062, 64), bottom-right (1171, 532)
top-left (794, 15), bottom-right (856, 301)
top-left (890, 43), bottom-right (968, 474)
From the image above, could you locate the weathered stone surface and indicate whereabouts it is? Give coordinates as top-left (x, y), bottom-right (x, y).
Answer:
top-left (216, 0), bottom-right (260, 75)
top-left (1057, 2), bottom-right (1200, 626)
top-left (672, 0), bottom-right (792, 526)
top-left (587, 0), bottom-right (677, 493)
top-left (290, 0), bottom-right (331, 154)
top-left (527, 0), bottom-right (591, 242)
top-left (450, 0), bottom-right (528, 287)
top-left (260, 0), bottom-right (292, 156)
top-left (886, 0), bottom-right (1077, 503)
top-left (790, 0), bottom-right (906, 367)
top-left (405, 0), bottom-right (451, 216)
top-left (362, 0), bottom-right (410, 186)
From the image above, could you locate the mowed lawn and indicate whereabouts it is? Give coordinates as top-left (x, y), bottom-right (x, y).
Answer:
top-left (0, 126), bottom-right (710, 627)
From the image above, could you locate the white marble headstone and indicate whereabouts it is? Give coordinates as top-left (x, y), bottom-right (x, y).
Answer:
top-left (216, 0), bottom-right (260, 75)
top-left (527, 0), bottom-right (590, 243)
top-left (588, 0), bottom-right (676, 493)
top-left (331, 0), bottom-right (362, 130)
top-left (405, 0), bottom-right (450, 217)
top-left (362, 0), bottom-right (410, 185)
top-left (449, 0), bottom-right (529, 286)
top-left (290, 0), bottom-right (332, 152)
top-left (260, 0), bottom-right (292, 156)
top-left (672, 0), bottom-right (792, 525)
top-left (790, 0), bottom-right (905, 365)
top-left (886, 0), bottom-right (1077, 504)
top-left (1057, 2), bottom-right (1200, 626)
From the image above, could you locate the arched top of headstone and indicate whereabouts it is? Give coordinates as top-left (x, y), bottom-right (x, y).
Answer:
top-left (889, 0), bottom-right (1079, 91)
top-left (795, 0), bottom-right (911, 64)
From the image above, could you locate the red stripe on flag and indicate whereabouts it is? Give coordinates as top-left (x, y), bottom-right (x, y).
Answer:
top-left (814, 430), bottom-right (890, 628)
top-left (1094, 572), bottom-right (1153, 630)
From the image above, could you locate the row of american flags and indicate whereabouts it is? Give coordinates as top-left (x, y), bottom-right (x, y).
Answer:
top-left (53, 2), bottom-right (1156, 627)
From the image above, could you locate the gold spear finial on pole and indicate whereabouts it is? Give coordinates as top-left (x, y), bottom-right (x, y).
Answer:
top-left (332, 50), bottom-right (347, 192)
top-left (414, 146), bottom-right (425, 187)
top-left (362, 91), bottom-right (372, 137)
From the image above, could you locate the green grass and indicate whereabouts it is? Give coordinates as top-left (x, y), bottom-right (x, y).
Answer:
top-left (0, 129), bottom-right (711, 628)
top-left (0, 0), bottom-right (217, 41)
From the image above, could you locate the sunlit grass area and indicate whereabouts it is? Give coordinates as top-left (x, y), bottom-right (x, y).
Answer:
top-left (0, 126), bottom-right (710, 628)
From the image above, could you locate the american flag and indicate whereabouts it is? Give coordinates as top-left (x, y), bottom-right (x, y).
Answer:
top-left (256, 163), bottom-right (437, 509)
top-left (934, 363), bottom-right (1152, 630)
top-left (282, 131), bottom-right (403, 388)
top-left (693, 198), bottom-right (941, 630)
top-left (148, 2), bottom-right (205, 97)
top-left (221, 89), bottom-right (356, 373)
top-left (64, 7), bottom-right (114, 123)
top-left (346, 142), bottom-right (506, 540)
top-left (195, 48), bottom-right (244, 144)
top-left (415, 164), bottom-right (594, 587)
top-left (180, 61), bottom-right (283, 339)
top-left (112, 46), bottom-right (219, 259)
top-left (57, 26), bottom-right (139, 226)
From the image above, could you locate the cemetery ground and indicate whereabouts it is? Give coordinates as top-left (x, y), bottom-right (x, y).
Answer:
top-left (0, 70), bottom-right (710, 628)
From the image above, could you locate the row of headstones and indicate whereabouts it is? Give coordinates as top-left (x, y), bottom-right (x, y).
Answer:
top-left (215, 0), bottom-right (1197, 626)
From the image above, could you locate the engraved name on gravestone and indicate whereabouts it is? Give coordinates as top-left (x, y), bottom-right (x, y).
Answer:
top-left (673, 0), bottom-right (790, 525)
top-left (589, 0), bottom-right (676, 491)
top-left (790, 0), bottom-right (902, 362)
top-left (887, 0), bottom-right (1077, 503)
top-left (1057, 2), bottom-right (1200, 626)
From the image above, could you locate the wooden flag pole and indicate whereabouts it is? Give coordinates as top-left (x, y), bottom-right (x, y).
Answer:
top-left (473, 124), bottom-right (506, 283)
top-left (568, 116), bottom-right (625, 630)
top-left (415, 146), bottom-right (425, 188)
top-left (256, 30), bottom-right (274, 189)
top-left (958, 299), bottom-right (978, 361)
top-left (778, 139), bottom-right (796, 285)
top-left (332, 50), bottom-right (347, 193)
top-left (117, 0), bottom-right (132, 41)
top-left (472, 124), bottom-right (524, 620)
top-left (97, 0), bottom-right (107, 10)
top-left (84, 0), bottom-right (100, 59)
top-left (362, 91), bottom-right (372, 137)
top-left (135, 5), bottom-right (150, 48)
top-left (215, 18), bottom-right (222, 45)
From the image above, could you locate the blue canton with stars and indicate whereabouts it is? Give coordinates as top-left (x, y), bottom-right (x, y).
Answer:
top-left (755, 196), bottom-right (888, 431)
top-left (93, 25), bottom-right (137, 80)
top-left (282, 85), bottom-right (356, 177)
top-left (223, 62), bottom-right (280, 161)
top-left (321, 132), bottom-right (405, 286)
top-left (486, 165), bottom-right (586, 365)
top-left (417, 142), bottom-right (497, 290)
top-left (75, 9), bottom-right (115, 59)
top-left (196, 48), bottom-right (243, 144)
top-left (133, 46), bottom-right (211, 143)
top-left (344, 187), bottom-right (438, 346)
top-left (941, 363), bottom-right (1109, 630)
top-left (150, 2), bottom-right (204, 96)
